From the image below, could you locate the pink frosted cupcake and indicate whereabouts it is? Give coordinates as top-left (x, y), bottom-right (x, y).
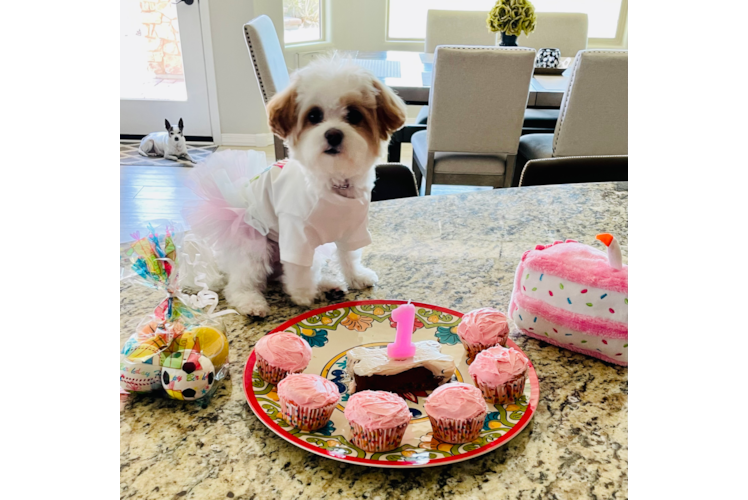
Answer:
top-left (469, 346), bottom-right (529, 405)
top-left (457, 308), bottom-right (510, 361)
top-left (254, 332), bottom-right (312, 384)
top-left (277, 374), bottom-right (341, 431)
top-left (424, 382), bottom-right (487, 443)
top-left (344, 391), bottom-right (411, 452)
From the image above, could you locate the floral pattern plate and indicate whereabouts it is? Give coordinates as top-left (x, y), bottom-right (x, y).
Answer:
top-left (243, 300), bottom-right (539, 468)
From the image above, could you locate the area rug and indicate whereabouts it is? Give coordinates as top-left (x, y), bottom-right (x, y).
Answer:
top-left (120, 141), bottom-right (218, 167)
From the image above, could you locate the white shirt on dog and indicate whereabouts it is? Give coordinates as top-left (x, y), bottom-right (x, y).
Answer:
top-left (242, 159), bottom-right (372, 267)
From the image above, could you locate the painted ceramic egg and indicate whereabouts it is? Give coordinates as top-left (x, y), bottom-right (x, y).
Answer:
top-left (161, 349), bottom-right (215, 401)
top-left (120, 354), bottom-right (162, 393)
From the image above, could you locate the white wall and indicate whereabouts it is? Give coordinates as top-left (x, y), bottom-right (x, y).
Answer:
top-left (329, 0), bottom-right (421, 52)
top-left (208, 0), bottom-right (274, 142)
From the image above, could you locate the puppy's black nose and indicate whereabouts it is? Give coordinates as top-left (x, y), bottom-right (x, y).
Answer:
top-left (325, 129), bottom-right (343, 147)
top-left (174, 137), bottom-right (179, 141)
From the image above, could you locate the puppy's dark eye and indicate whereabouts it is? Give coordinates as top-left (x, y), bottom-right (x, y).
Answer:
top-left (307, 107), bottom-right (323, 125)
top-left (346, 107), bottom-right (363, 125)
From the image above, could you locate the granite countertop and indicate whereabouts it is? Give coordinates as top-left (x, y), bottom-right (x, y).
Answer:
top-left (121, 182), bottom-right (628, 500)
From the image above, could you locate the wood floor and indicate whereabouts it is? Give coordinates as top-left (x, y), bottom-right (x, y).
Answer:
top-left (120, 145), bottom-right (273, 242)
top-left (120, 142), bottom-right (489, 242)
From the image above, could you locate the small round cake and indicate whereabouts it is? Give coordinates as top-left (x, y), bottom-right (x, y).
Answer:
top-left (424, 382), bottom-right (487, 443)
top-left (468, 346), bottom-right (529, 405)
top-left (457, 308), bottom-right (510, 360)
top-left (344, 391), bottom-right (411, 452)
top-left (254, 331), bottom-right (312, 384)
top-left (277, 373), bottom-right (341, 431)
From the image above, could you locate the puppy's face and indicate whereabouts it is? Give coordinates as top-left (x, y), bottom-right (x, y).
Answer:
top-left (165, 118), bottom-right (185, 148)
top-left (267, 60), bottom-right (407, 185)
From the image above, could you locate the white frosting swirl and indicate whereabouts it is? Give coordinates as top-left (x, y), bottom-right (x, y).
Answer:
top-left (345, 341), bottom-right (456, 392)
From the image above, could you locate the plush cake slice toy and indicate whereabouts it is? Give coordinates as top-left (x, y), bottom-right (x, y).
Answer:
top-left (508, 234), bottom-right (628, 366)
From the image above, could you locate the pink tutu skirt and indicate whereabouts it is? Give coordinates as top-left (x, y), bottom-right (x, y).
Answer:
top-left (183, 149), bottom-right (270, 253)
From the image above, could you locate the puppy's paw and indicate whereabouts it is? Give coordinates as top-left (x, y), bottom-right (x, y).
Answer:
top-left (318, 276), bottom-right (348, 294)
top-left (228, 290), bottom-right (270, 317)
top-left (347, 267), bottom-right (379, 290)
top-left (288, 287), bottom-right (317, 307)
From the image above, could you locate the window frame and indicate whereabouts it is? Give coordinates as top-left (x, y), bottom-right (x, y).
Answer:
top-left (384, 0), bottom-right (628, 48)
top-left (283, 0), bottom-right (328, 48)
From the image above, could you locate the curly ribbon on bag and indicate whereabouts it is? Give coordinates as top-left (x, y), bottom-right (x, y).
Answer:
top-left (157, 254), bottom-right (239, 321)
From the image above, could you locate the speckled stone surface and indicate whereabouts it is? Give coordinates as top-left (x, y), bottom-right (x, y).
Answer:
top-left (120, 182), bottom-right (628, 500)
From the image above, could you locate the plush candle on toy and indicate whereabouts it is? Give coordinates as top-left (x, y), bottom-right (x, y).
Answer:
top-left (508, 236), bottom-right (628, 366)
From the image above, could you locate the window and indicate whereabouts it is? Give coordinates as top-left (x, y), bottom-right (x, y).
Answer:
top-left (120, 0), bottom-right (187, 100)
top-left (283, 0), bottom-right (322, 44)
top-left (388, 0), bottom-right (625, 41)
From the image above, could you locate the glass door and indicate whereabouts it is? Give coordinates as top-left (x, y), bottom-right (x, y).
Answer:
top-left (120, 0), bottom-right (212, 138)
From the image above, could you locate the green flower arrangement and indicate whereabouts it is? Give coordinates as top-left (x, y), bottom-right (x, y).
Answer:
top-left (487, 0), bottom-right (537, 37)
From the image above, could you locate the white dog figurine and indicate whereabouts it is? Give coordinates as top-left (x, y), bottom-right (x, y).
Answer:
top-left (138, 118), bottom-right (194, 164)
top-left (185, 59), bottom-right (407, 316)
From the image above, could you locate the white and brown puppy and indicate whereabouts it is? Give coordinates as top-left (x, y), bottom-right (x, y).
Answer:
top-left (186, 59), bottom-right (407, 316)
top-left (138, 118), bottom-right (195, 163)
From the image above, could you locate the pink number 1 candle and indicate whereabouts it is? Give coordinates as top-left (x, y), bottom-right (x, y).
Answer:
top-left (387, 302), bottom-right (416, 359)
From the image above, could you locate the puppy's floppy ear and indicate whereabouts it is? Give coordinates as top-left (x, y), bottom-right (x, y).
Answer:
top-left (165, 119), bottom-right (171, 131)
top-left (266, 83), bottom-right (298, 140)
top-left (178, 118), bottom-right (184, 132)
top-left (372, 79), bottom-right (407, 140)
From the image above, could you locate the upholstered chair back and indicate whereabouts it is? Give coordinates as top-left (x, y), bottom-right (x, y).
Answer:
top-left (243, 15), bottom-right (290, 103)
top-left (424, 10), bottom-right (496, 53)
top-left (516, 12), bottom-right (588, 58)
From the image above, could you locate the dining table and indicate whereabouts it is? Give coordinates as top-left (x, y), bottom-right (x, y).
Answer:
top-left (350, 51), bottom-right (571, 162)
top-left (120, 182), bottom-right (628, 500)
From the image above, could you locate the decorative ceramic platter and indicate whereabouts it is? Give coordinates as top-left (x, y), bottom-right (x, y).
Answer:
top-left (243, 300), bottom-right (539, 468)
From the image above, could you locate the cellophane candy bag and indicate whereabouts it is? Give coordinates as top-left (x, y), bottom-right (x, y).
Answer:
top-left (120, 221), bottom-right (232, 404)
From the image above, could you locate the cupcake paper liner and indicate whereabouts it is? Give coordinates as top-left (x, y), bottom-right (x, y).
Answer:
top-left (256, 354), bottom-right (304, 385)
top-left (280, 398), bottom-right (338, 431)
top-left (349, 422), bottom-right (408, 453)
top-left (461, 339), bottom-right (504, 362)
top-left (428, 412), bottom-right (487, 444)
top-left (474, 373), bottom-right (526, 405)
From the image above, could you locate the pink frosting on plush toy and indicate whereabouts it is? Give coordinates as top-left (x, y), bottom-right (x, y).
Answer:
top-left (255, 332), bottom-right (312, 372)
top-left (522, 240), bottom-right (627, 294)
top-left (457, 308), bottom-right (510, 345)
top-left (277, 373), bottom-right (340, 408)
top-left (344, 391), bottom-right (411, 429)
top-left (424, 382), bottom-right (487, 420)
top-left (469, 346), bottom-right (528, 386)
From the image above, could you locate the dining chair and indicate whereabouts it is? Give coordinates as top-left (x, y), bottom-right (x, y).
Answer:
top-left (518, 13), bottom-right (589, 134)
top-left (424, 10), bottom-right (497, 53)
top-left (515, 50), bottom-right (628, 186)
top-left (411, 46), bottom-right (536, 195)
top-left (415, 10), bottom-right (498, 126)
top-left (371, 164), bottom-right (419, 202)
top-left (518, 156), bottom-right (628, 187)
top-left (243, 15), bottom-right (290, 160)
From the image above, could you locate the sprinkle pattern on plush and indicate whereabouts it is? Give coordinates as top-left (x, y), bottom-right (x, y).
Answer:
top-left (509, 239), bottom-right (628, 366)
